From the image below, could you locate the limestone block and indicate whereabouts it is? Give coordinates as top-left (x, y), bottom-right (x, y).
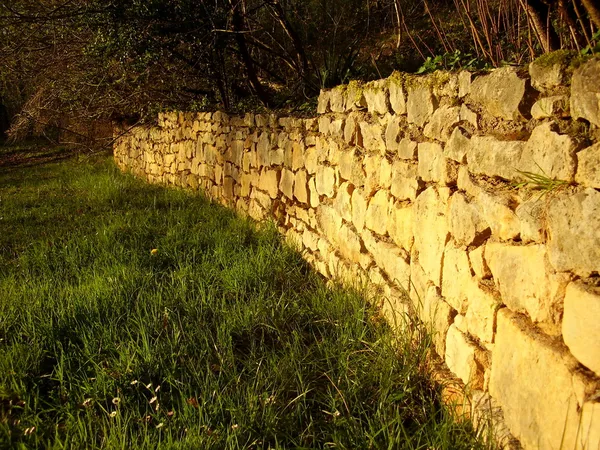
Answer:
top-left (336, 223), bottom-right (364, 265)
top-left (269, 148), bottom-right (284, 166)
top-left (465, 282), bottom-right (499, 343)
top-left (294, 170), bottom-right (309, 204)
top-left (334, 182), bottom-right (354, 222)
top-left (385, 116), bottom-right (403, 152)
top-left (390, 160), bottom-right (421, 201)
top-left (359, 121), bottom-right (386, 152)
top-left (419, 284), bottom-right (454, 357)
top-left (469, 245), bottom-right (491, 280)
top-left (407, 86), bottom-right (438, 127)
top-left (387, 202), bottom-right (414, 252)
top-left (257, 132), bottom-right (273, 167)
top-left (490, 309), bottom-right (594, 450)
top-left (578, 402), bottom-right (600, 449)
top-left (519, 122), bottom-right (576, 182)
top-left (413, 187), bottom-right (450, 287)
top-left (351, 189), bottom-right (368, 233)
top-left (547, 188), bottom-right (600, 277)
top-left (445, 325), bottom-right (483, 389)
top-left (448, 192), bottom-right (489, 247)
top-left (343, 114), bottom-right (360, 145)
top-left (317, 205), bottom-right (342, 240)
top-left (302, 229), bottom-right (319, 252)
top-left (486, 243), bottom-right (569, 326)
top-left (362, 230), bottom-right (410, 288)
top-left (315, 166), bottom-right (337, 198)
top-left (304, 146), bottom-right (319, 174)
top-left (338, 150), bottom-right (365, 187)
top-left (423, 106), bottom-right (460, 142)
top-left (365, 190), bottom-right (390, 235)
top-left (469, 67), bottom-right (526, 120)
top-left (576, 143), bottom-right (600, 188)
top-left (458, 71), bottom-right (472, 98)
top-left (531, 95), bottom-right (568, 119)
top-left (364, 155), bottom-right (386, 195)
top-left (397, 138), bottom-right (418, 160)
top-left (291, 141), bottom-right (305, 171)
top-left (240, 172), bottom-right (252, 198)
top-left (308, 176), bottom-right (320, 208)
top-left (329, 87), bottom-right (345, 113)
top-left (459, 104), bottom-right (478, 129)
top-left (317, 89), bottom-right (330, 114)
top-left (318, 116), bottom-right (331, 135)
top-left (389, 79), bottom-right (407, 115)
top-left (444, 127), bottom-right (470, 164)
top-left (329, 119), bottom-right (344, 139)
top-left (252, 188), bottom-right (272, 211)
top-left (279, 168), bottom-right (294, 199)
top-left (529, 51), bottom-right (571, 92)
top-left (363, 82), bottom-right (390, 115)
top-left (515, 199), bottom-right (545, 243)
top-left (563, 282), bottom-right (600, 376)
top-left (442, 244), bottom-right (474, 314)
top-left (467, 136), bottom-right (525, 180)
top-left (418, 142), bottom-right (455, 185)
top-left (570, 56), bottom-right (600, 127)
top-left (345, 81), bottom-right (368, 111)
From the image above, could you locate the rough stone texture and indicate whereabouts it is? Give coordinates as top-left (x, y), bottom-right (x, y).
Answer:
top-left (338, 150), bottom-right (365, 187)
top-left (485, 243), bottom-right (568, 327)
top-left (529, 51), bottom-right (570, 92)
top-left (363, 82), bottom-right (390, 115)
top-left (389, 79), bottom-right (406, 115)
top-left (413, 187), bottom-right (450, 287)
top-left (351, 189), bottom-right (368, 233)
top-left (570, 56), bottom-right (600, 127)
top-left (442, 244), bottom-right (474, 314)
top-left (575, 143), bottom-right (600, 188)
top-left (390, 160), bottom-right (421, 201)
top-left (467, 136), bottom-right (524, 181)
top-left (459, 104), bottom-right (478, 129)
top-left (280, 168), bottom-right (294, 199)
top-left (387, 202), bottom-right (414, 252)
top-left (365, 190), bottom-right (390, 235)
top-left (359, 121), bottom-right (386, 152)
top-left (397, 138), bottom-right (418, 160)
top-left (407, 86), bottom-right (437, 127)
top-left (458, 71), bottom-right (472, 98)
top-left (445, 325), bottom-right (484, 389)
top-left (423, 106), bottom-right (460, 142)
top-left (469, 67), bottom-right (526, 120)
top-left (444, 127), bottom-right (470, 163)
top-left (448, 192), bottom-right (489, 247)
top-left (385, 117), bottom-right (403, 152)
top-left (465, 282), bottom-right (499, 343)
top-left (469, 245), bottom-right (491, 280)
top-left (531, 95), bottom-right (568, 119)
top-left (294, 169), bottom-right (309, 204)
top-left (317, 90), bottom-right (330, 114)
top-left (563, 281), bottom-right (600, 376)
top-left (334, 181), bottom-right (354, 222)
top-left (490, 309), bottom-right (593, 450)
top-left (515, 199), bottom-right (545, 243)
top-left (519, 122), bottom-right (576, 182)
top-left (317, 205), bottom-right (342, 241)
top-left (418, 142), bottom-right (455, 185)
top-left (547, 188), bottom-right (600, 277)
top-left (336, 223), bottom-right (363, 264)
top-left (362, 229), bottom-right (410, 288)
top-left (315, 166), bottom-right (337, 198)
top-left (259, 168), bottom-right (281, 198)
top-left (417, 283), bottom-right (453, 356)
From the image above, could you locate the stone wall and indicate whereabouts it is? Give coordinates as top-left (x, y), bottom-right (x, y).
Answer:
top-left (114, 55), bottom-right (600, 449)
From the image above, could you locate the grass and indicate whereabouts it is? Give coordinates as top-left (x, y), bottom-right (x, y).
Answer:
top-left (0, 143), bottom-right (491, 449)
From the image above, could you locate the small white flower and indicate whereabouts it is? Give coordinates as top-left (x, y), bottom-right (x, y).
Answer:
top-left (156, 422), bottom-right (164, 429)
top-left (109, 411), bottom-right (118, 418)
top-left (149, 396), bottom-right (157, 404)
top-left (112, 397), bottom-right (120, 406)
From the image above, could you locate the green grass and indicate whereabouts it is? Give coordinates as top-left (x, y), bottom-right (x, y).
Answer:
top-left (0, 143), bottom-right (490, 449)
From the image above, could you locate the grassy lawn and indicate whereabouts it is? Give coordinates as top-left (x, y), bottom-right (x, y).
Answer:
top-left (0, 143), bottom-right (489, 449)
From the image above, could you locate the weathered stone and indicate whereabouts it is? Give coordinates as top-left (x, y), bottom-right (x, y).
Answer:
top-left (470, 392), bottom-right (522, 450)
top-left (547, 188), bottom-right (600, 277)
top-left (442, 244), bottom-right (473, 314)
top-left (515, 199), bottom-right (545, 243)
top-left (294, 170), bottom-right (309, 204)
top-left (423, 106), bottom-right (460, 142)
top-left (338, 150), bottom-right (365, 187)
top-left (444, 127), bottom-right (470, 163)
top-left (529, 50), bottom-right (572, 92)
top-left (458, 71), bottom-right (472, 98)
top-left (317, 89), bottom-right (330, 114)
top-left (291, 141), bottom-right (305, 171)
top-left (362, 229), bottom-right (410, 288)
top-left (364, 154), bottom-right (390, 195)
top-left (351, 189), bottom-right (368, 233)
top-left (308, 176), bottom-right (320, 208)
top-left (279, 168), bottom-right (294, 199)
top-left (397, 138), bottom-right (418, 160)
top-left (318, 116), bottom-right (330, 135)
top-left (302, 229), bottom-right (319, 251)
top-left (418, 142), bottom-right (455, 185)
top-left (531, 95), bottom-right (568, 119)
top-left (363, 82), bottom-right (390, 115)
top-left (315, 166), bottom-right (337, 198)
top-left (365, 190), bottom-right (390, 235)
top-left (329, 119), bottom-right (344, 139)
top-left (413, 187), bottom-right (450, 287)
top-left (570, 56), bottom-right (600, 127)
top-left (390, 160), bottom-right (421, 202)
top-left (469, 245), bottom-right (491, 280)
top-left (334, 182), bottom-right (354, 222)
top-left (579, 402), bottom-right (600, 449)
top-left (336, 223), bottom-right (363, 264)
top-left (465, 282), bottom-right (499, 343)
top-left (459, 104), bottom-right (478, 129)
top-left (445, 324), bottom-right (484, 389)
top-left (387, 202), bottom-right (414, 252)
top-left (417, 284), bottom-right (453, 356)
top-left (385, 116), bottom-right (403, 152)
top-left (359, 121), bottom-right (386, 152)
top-left (519, 122), bottom-right (576, 182)
top-left (329, 87), bottom-right (345, 113)
top-left (317, 205), bottom-right (342, 240)
top-left (345, 81), bottom-right (368, 111)
top-left (389, 79), bottom-right (407, 115)
top-left (563, 281), bottom-right (600, 376)
top-left (467, 136), bottom-right (525, 180)
top-left (576, 143), bottom-right (600, 188)
top-left (486, 243), bottom-right (569, 327)
top-left (448, 192), bottom-right (489, 246)
top-left (490, 308), bottom-right (592, 450)
top-left (343, 114), bottom-right (360, 145)
top-left (469, 67), bottom-right (526, 120)
top-left (407, 86), bottom-right (437, 127)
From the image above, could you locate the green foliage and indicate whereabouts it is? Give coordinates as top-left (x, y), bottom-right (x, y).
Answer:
top-left (580, 30), bottom-right (600, 56)
top-left (416, 50), bottom-right (490, 74)
top-left (0, 144), bottom-right (493, 449)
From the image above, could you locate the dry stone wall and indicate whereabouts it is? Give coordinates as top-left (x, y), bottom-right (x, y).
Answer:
top-left (114, 55), bottom-right (600, 450)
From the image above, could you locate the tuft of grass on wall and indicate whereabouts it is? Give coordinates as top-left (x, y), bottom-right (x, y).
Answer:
top-left (0, 144), bottom-right (493, 449)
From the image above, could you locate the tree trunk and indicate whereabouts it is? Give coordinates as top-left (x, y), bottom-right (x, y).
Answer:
top-left (524, 0), bottom-right (561, 53)
top-left (581, 0), bottom-right (600, 28)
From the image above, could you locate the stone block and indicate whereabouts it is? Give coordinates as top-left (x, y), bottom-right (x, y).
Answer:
top-left (418, 142), bottom-right (455, 185)
top-left (279, 168), bottom-right (294, 199)
top-left (304, 146), bottom-right (319, 174)
top-left (576, 143), bottom-right (600, 188)
top-left (468, 245), bottom-right (491, 280)
top-left (258, 168), bottom-right (281, 199)
top-left (336, 223), bottom-right (364, 265)
top-left (485, 243), bottom-right (569, 327)
top-left (563, 281), bottom-right (600, 376)
top-left (351, 189), bottom-right (368, 233)
top-left (317, 90), bottom-right (330, 114)
top-left (329, 87), bottom-right (345, 113)
top-left (359, 121), bottom-right (386, 152)
top-left (423, 106), bottom-right (460, 142)
top-left (445, 324), bottom-right (484, 389)
top-left (490, 308), bottom-right (592, 450)
top-left (448, 192), bottom-right (489, 247)
top-left (294, 170), bottom-right (309, 204)
top-left (467, 136), bottom-right (525, 180)
top-left (338, 150), bottom-right (365, 187)
top-left (363, 82), bottom-right (390, 115)
top-left (459, 104), bottom-right (478, 129)
top-left (444, 127), bottom-right (470, 163)
top-left (570, 56), bottom-right (600, 127)
top-left (407, 86), bottom-right (437, 127)
top-left (308, 176), bottom-right (320, 208)
top-left (362, 229), bottom-right (410, 289)
top-left (519, 122), bottom-right (576, 182)
top-left (531, 95), bottom-right (568, 119)
top-left (397, 138), bottom-right (418, 160)
top-left (547, 188), bottom-right (600, 277)
top-left (317, 205), bottom-right (342, 240)
top-left (385, 116), bottom-right (403, 152)
top-left (302, 229), bottom-right (319, 252)
top-left (390, 160), bottom-right (421, 201)
top-left (315, 166), bottom-right (337, 198)
top-left (387, 202), bottom-right (414, 252)
top-left (334, 182), bottom-right (354, 222)
top-left (468, 67), bottom-right (526, 120)
top-left (442, 244), bottom-right (474, 314)
top-left (529, 50), bottom-right (572, 92)
top-left (291, 141), bottom-right (305, 171)
top-left (465, 282), bottom-right (499, 343)
top-left (458, 71), bottom-right (472, 98)
top-left (343, 114), bottom-right (359, 145)
top-left (365, 190), bottom-right (390, 235)
top-left (515, 199), bottom-right (545, 243)
top-left (413, 187), bottom-right (450, 287)
top-left (389, 79), bottom-right (406, 115)
top-left (418, 284), bottom-right (453, 356)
